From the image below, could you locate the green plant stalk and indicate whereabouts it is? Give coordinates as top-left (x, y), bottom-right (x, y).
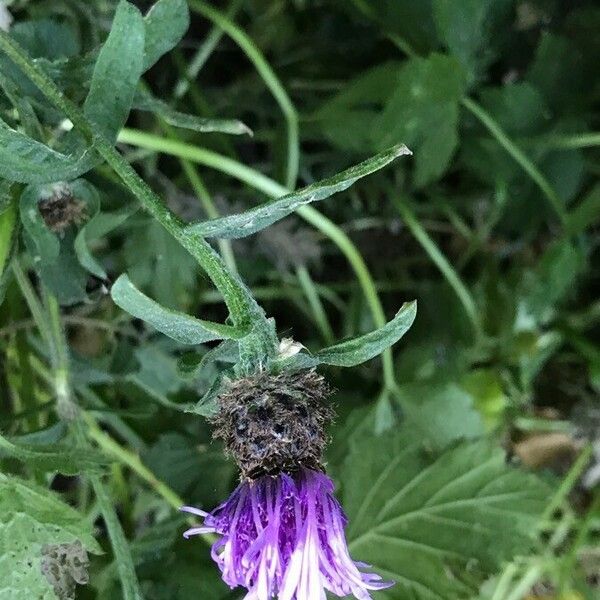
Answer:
top-left (190, 0), bottom-right (299, 189)
top-left (295, 265), bottom-right (335, 344)
top-left (539, 132), bottom-right (600, 150)
top-left (13, 261), bottom-right (143, 600)
top-left (160, 122), bottom-right (238, 273)
top-left (174, 0), bottom-right (243, 99)
top-left (82, 412), bottom-right (215, 543)
top-left (0, 32), bottom-right (270, 341)
top-left (393, 197), bottom-right (482, 339)
top-left (117, 128), bottom-right (398, 390)
top-left (543, 444), bottom-right (594, 522)
top-left (44, 293), bottom-right (143, 600)
top-left (462, 97), bottom-right (567, 225)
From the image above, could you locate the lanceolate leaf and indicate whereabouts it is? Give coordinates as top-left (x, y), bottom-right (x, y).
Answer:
top-left (0, 188), bottom-right (17, 305)
top-left (134, 90), bottom-right (252, 136)
top-left (343, 430), bottom-right (551, 599)
top-left (318, 301), bottom-right (416, 367)
top-left (0, 121), bottom-right (94, 184)
top-left (111, 274), bottom-right (250, 344)
top-left (83, 1), bottom-right (145, 143)
top-left (186, 144), bottom-right (412, 239)
top-left (143, 0), bottom-right (190, 71)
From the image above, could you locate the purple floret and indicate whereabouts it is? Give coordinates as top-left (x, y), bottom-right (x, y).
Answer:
top-left (182, 469), bottom-right (392, 600)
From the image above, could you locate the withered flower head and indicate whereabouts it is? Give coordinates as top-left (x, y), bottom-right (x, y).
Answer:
top-left (182, 368), bottom-right (393, 600)
top-left (210, 369), bottom-right (333, 479)
top-left (38, 183), bottom-right (87, 234)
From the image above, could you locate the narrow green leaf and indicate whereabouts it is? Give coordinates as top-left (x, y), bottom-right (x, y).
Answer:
top-left (84, 1), bottom-right (145, 143)
top-left (315, 300), bottom-right (417, 367)
top-left (143, 0), bottom-right (190, 71)
top-left (186, 144), bottom-right (412, 239)
top-left (134, 90), bottom-right (252, 136)
top-left (111, 274), bottom-right (249, 344)
top-left (344, 430), bottom-right (551, 599)
top-left (0, 120), bottom-right (94, 184)
top-left (0, 433), bottom-right (107, 475)
top-left (0, 187), bottom-right (17, 305)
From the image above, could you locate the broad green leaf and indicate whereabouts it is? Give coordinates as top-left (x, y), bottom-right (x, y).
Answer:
top-left (111, 274), bottom-right (249, 344)
top-left (10, 19), bottom-right (80, 60)
top-left (186, 144), bottom-right (412, 239)
top-left (433, 0), bottom-right (513, 80)
top-left (373, 54), bottom-right (466, 186)
top-left (83, 1), bottom-right (145, 143)
top-left (314, 62), bottom-right (402, 152)
top-left (143, 0), bottom-right (190, 71)
top-left (343, 431), bottom-right (551, 599)
top-left (316, 300), bottom-right (416, 367)
top-left (0, 121), bottom-right (94, 184)
top-left (0, 474), bottom-right (101, 600)
top-left (134, 90), bottom-right (252, 136)
top-left (354, 1), bottom-right (438, 54)
top-left (0, 433), bottom-right (107, 475)
top-left (399, 381), bottom-right (485, 449)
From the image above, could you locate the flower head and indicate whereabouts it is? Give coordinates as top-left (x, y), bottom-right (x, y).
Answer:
top-left (182, 468), bottom-right (391, 600)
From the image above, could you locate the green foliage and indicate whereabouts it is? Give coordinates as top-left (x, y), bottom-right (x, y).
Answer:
top-left (344, 430), bottom-right (551, 599)
top-left (0, 474), bottom-right (101, 600)
top-left (83, 1), bottom-right (144, 143)
top-left (111, 274), bottom-right (250, 344)
top-left (187, 143), bottom-right (412, 238)
top-left (0, 0), bottom-right (597, 598)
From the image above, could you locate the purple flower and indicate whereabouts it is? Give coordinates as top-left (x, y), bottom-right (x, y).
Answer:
top-left (181, 468), bottom-right (392, 599)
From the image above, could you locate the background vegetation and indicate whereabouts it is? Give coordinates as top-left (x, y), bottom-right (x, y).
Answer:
top-left (0, 0), bottom-right (598, 599)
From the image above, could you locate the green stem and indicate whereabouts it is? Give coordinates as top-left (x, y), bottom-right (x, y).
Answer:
top-left (43, 294), bottom-right (143, 600)
top-left (295, 265), bottom-right (335, 344)
top-left (189, 0), bottom-right (299, 189)
top-left (461, 97), bottom-right (567, 225)
top-left (11, 260), bottom-right (54, 352)
top-left (543, 444), bottom-right (593, 522)
top-left (117, 128), bottom-right (398, 390)
top-left (173, 0), bottom-right (243, 99)
top-left (393, 197), bottom-right (482, 339)
top-left (538, 132), bottom-right (600, 151)
top-left (0, 31), bottom-right (268, 336)
top-left (161, 123), bottom-right (238, 273)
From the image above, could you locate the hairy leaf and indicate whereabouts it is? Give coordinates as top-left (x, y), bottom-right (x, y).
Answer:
top-left (0, 433), bottom-right (107, 475)
top-left (83, 1), bottom-right (145, 143)
top-left (186, 144), bottom-right (412, 239)
top-left (134, 91), bottom-right (252, 136)
top-left (0, 121), bottom-right (94, 184)
top-left (143, 0), bottom-right (190, 71)
top-left (111, 274), bottom-right (250, 344)
top-left (344, 430), bottom-right (551, 599)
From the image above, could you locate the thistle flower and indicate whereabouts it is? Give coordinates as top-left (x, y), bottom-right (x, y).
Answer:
top-left (182, 370), bottom-right (392, 599)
